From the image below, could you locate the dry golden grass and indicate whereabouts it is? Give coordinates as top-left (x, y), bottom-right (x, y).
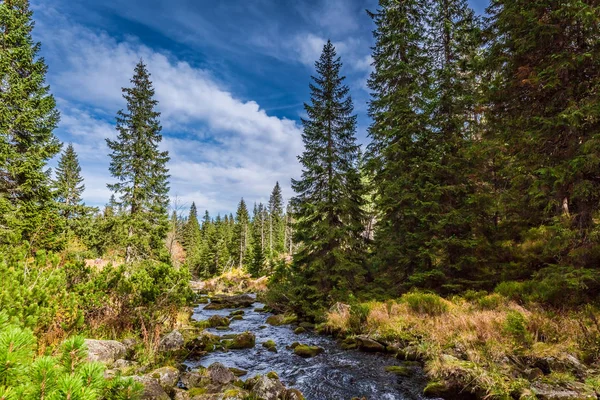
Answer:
top-left (325, 293), bottom-right (600, 397)
top-left (197, 268), bottom-right (268, 294)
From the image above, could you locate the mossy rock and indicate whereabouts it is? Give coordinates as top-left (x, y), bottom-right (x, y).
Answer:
top-left (216, 326), bottom-right (230, 331)
top-left (262, 340), bottom-right (277, 352)
top-left (385, 366), bottom-right (413, 377)
top-left (229, 310), bottom-right (245, 316)
top-left (259, 325), bottom-right (267, 329)
top-left (284, 388), bottom-right (305, 400)
top-left (294, 344), bottom-right (324, 358)
top-left (229, 367), bottom-right (248, 377)
top-left (188, 387), bottom-right (208, 396)
top-left (266, 315), bottom-right (285, 326)
top-left (423, 381), bottom-right (452, 397)
top-left (294, 327), bottom-right (306, 334)
top-left (208, 315), bottom-right (230, 327)
top-left (340, 337), bottom-right (358, 350)
top-left (267, 371), bottom-right (279, 380)
top-left (197, 297), bottom-right (209, 304)
top-left (231, 315), bottom-right (244, 321)
top-left (299, 322), bottom-right (315, 330)
top-left (282, 314), bottom-right (298, 324)
top-left (227, 332), bottom-right (256, 349)
top-left (288, 342), bottom-right (300, 350)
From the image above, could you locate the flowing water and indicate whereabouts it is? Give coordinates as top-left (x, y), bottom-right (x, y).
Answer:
top-left (184, 296), bottom-right (432, 400)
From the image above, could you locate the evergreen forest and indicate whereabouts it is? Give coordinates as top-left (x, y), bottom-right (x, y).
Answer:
top-left (2, 0), bottom-right (600, 399)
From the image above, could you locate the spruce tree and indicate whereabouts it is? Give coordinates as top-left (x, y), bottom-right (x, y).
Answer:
top-left (106, 60), bottom-right (170, 262)
top-left (232, 198), bottom-right (251, 269)
top-left (183, 202), bottom-right (202, 272)
top-left (268, 182), bottom-right (284, 258)
top-left (291, 40), bottom-right (366, 308)
top-left (53, 144), bottom-right (85, 220)
top-left (365, 0), bottom-right (432, 293)
top-left (213, 215), bottom-right (231, 274)
top-left (481, 0), bottom-right (600, 294)
top-left (249, 203), bottom-right (265, 276)
top-left (0, 0), bottom-right (61, 244)
top-left (418, 0), bottom-right (482, 291)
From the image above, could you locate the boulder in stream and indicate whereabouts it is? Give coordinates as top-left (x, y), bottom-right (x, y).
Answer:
top-left (293, 344), bottom-right (324, 358)
top-left (204, 294), bottom-right (255, 310)
top-left (208, 315), bottom-right (230, 327)
top-left (225, 331), bottom-right (256, 349)
top-left (356, 336), bottom-right (386, 353)
top-left (284, 389), bottom-right (305, 400)
top-left (208, 362), bottom-right (236, 385)
top-left (262, 340), bottom-right (277, 352)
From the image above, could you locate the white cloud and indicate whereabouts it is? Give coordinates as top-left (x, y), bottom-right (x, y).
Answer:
top-left (38, 13), bottom-right (303, 214)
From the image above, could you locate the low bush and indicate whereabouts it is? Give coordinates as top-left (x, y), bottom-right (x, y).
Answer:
top-left (401, 292), bottom-right (448, 316)
top-left (0, 312), bottom-right (142, 399)
top-left (0, 247), bottom-right (193, 348)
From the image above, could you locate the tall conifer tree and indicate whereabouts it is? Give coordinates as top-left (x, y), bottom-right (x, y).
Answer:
top-left (106, 60), bottom-right (170, 262)
top-left (291, 40), bottom-right (366, 307)
top-left (232, 198), bottom-right (251, 269)
top-left (183, 202), bottom-right (202, 272)
top-left (482, 0), bottom-right (600, 290)
top-left (0, 0), bottom-right (61, 244)
top-left (366, 0), bottom-right (431, 292)
top-left (268, 181), bottom-right (284, 257)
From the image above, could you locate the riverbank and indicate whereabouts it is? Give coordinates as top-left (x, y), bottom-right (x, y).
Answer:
top-left (320, 292), bottom-right (600, 399)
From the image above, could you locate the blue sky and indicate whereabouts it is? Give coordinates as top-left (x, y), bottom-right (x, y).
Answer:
top-left (32, 0), bottom-right (488, 216)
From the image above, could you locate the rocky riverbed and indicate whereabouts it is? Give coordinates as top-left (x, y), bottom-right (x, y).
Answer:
top-left (183, 294), bottom-right (432, 400)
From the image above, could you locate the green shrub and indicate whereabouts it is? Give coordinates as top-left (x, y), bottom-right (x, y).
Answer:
top-left (349, 303), bottom-right (371, 333)
top-left (401, 292), bottom-right (448, 316)
top-left (0, 248), bottom-right (193, 346)
top-left (0, 312), bottom-right (142, 399)
top-left (503, 311), bottom-right (531, 346)
top-left (477, 294), bottom-right (504, 310)
top-left (463, 290), bottom-right (488, 302)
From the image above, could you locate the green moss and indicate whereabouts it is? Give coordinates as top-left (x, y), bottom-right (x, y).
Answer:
top-left (266, 371), bottom-right (279, 379)
top-left (262, 340), bottom-right (277, 352)
top-left (226, 331), bottom-right (256, 349)
top-left (294, 327), bottom-right (306, 334)
top-left (188, 387), bottom-right (208, 396)
top-left (542, 372), bottom-right (576, 386)
top-left (423, 381), bottom-right (448, 397)
top-left (294, 344), bottom-right (323, 358)
top-left (585, 377), bottom-right (600, 393)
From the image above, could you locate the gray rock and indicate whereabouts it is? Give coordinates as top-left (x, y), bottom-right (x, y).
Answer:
top-left (524, 367), bottom-right (544, 381)
top-left (173, 388), bottom-right (191, 400)
top-left (147, 366), bottom-right (180, 390)
top-left (532, 382), bottom-right (597, 400)
top-left (355, 336), bottom-right (386, 352)
top-left (250, 375), bottom-right (286, 400)
top-left (121, 337), bottom-right (137, 352)
top-left (84, 339), bottom-right (127, 365)
top-left (132, 376), bottom-right (170, 400)
top-left (284, 388), bottom-right (305, 400)
top-left (180, 371), bottom-right (206, 389)
top-left (159, 330), bottom-right (184, 352)
top-left (208, 362), bottom-right (235, 385)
